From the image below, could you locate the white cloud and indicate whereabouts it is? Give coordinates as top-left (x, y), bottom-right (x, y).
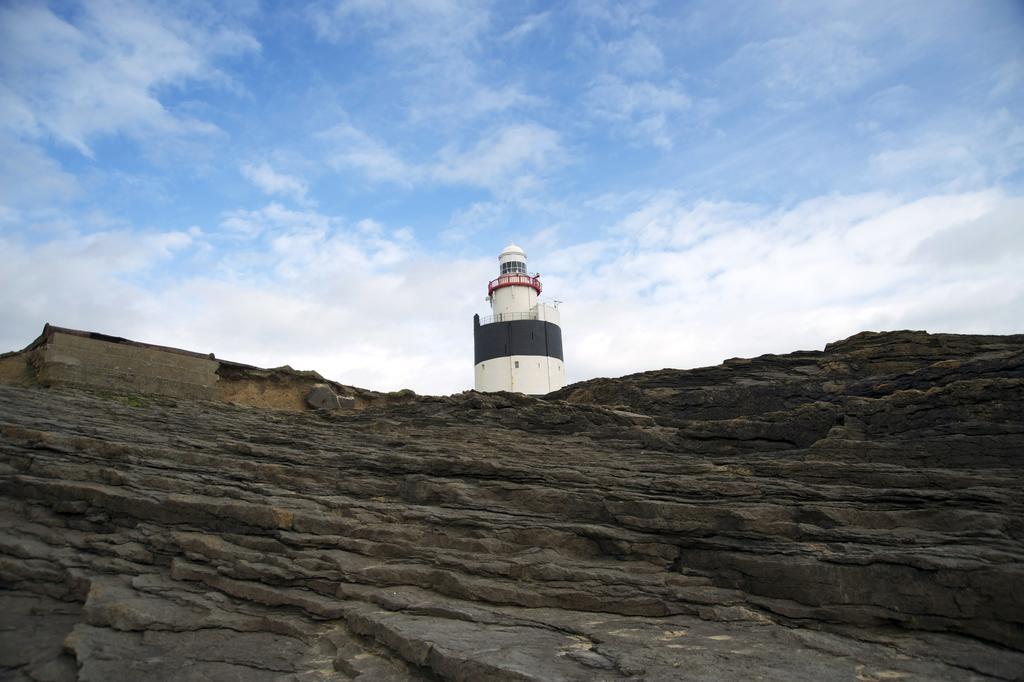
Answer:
top-left (1, 2), bottom-right (1019, 399)
top-left (455, 86), bottom-right (543, 120)
top-left (432, 124), bottom-right (564, 192)
top-left (871, 142), bottom-right (979, 185)
top-left (0, 0), bottom-right (259, 156)
top-left (868, 110), bottom-right (1024, 190)
top-left (240, 162), bottom-right (310, 203)
top-left (912, 197), bottom-right (1024, 266)
top-left (0, 202), bottom-right (490, 393)
top-left (320, 124), bottom-right (420, 185)
top-left (542, 189), bottom-right (1024, 383)
top-left (989, 59), bottom-right (1024, 99)
top-left (0, 226), bottom-right (194, 347)
top-left (502, 11), bottom-right (551, 42)
top-left (552, 4), bottom-right (690, 149)
top-left (0, 136), bottom-right (80, 209)
top-left (567, 2), bottom-right (669, 76)
top-left (605, 32), bottom-right (664, 76)
top-left (585, 75), bottom-right (690, 149)
top-left (308, 0), bottom-right (488, 52)
top-left (3, 189), bottom-right (1021, 396)
top-left (721, 23), bottom-right (877, 104)
top-left (220, 202), bottom-right (335, 240)
top-left (308, 1), bottom-right (538, 124)
top-left (322, 122), bottom-right (565, 196)
top-left (862, 84), bottom-right (918, 119)
top-left (441, 201), bottom-right (508, 243)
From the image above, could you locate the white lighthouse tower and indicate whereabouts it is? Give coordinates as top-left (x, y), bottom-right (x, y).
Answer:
top-left (473, 243), bottom-right (565, 394)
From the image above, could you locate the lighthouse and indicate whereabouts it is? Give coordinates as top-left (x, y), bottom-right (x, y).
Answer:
top-left (473, 243), bottom-right (564, 394)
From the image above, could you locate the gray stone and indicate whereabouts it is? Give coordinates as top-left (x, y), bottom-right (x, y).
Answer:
top-left (305, 383), bottom-right (341, 410)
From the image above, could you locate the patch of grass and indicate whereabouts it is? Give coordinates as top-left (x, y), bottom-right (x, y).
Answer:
top-left (387, 388), bottom-right (417, 399)
top-left (113, 395), bottom-right (146, 408)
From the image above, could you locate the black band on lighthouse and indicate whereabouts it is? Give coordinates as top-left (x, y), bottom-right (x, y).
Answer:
top-left (473, 318), bottom-right (563, 364)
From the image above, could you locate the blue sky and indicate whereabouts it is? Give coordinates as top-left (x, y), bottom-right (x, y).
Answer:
top-left (1, 0), bottom-right (1022, 394)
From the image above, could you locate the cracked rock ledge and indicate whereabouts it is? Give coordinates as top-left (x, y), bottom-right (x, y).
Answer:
top-left (1, 329), bottom-right (1023, 680)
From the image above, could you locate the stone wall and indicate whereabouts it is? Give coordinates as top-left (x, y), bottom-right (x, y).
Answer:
top-left (0, 324), bottom-right (380, 411)
top-left (35, 331), bottom-right (220, 401)
top-left (0, 352), bottom-right (33, 387)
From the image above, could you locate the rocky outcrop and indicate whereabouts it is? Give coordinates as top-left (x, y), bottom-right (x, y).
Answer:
top-left (1, 330), bottom-right (1022, 680)
top-left (304, 384), bottom-right (359, 412)
top-left (0, 324), bottom-right (384, 412)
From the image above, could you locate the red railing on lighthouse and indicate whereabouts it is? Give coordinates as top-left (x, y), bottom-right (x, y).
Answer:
top-left (488, 273), bottom-right (542, 296)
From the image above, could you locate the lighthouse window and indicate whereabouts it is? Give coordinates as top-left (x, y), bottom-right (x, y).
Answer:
top-left (514, 360), bottom-right (520, 368)
top-left (501, 261), bottom-right (526, 275)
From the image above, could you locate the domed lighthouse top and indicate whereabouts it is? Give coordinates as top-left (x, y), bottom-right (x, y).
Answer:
top-left (499, 241), bottom-right (526, 264)
top-left (490, 242), bottom-right (542, 296)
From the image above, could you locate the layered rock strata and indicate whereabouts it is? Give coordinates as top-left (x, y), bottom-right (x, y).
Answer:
top-left (1, 330), bottom-right (1022, 680)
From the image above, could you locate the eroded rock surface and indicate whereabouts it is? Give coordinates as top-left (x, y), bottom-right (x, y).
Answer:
top-left (1, 330), bottom-right (1022, 680)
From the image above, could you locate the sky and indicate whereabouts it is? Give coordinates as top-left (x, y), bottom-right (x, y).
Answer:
top-left (1, 0), bottom-right (1022, 395)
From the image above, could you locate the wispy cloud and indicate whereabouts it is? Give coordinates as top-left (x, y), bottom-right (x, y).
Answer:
top-left (240, 162), bottom-right (310, 204)
top-left (0, 224), bottom-right (195, 347)
top-left (320, 123), bottom-right (420, 185)
top-left (543, 189), bottom-right (1023, 381)
top-left (441, 201), bottom-right (508, 243)
top-left (501, 10), bottom-right (551, 42)
top-left (0, 0), bottom-right (259, 156)
top-left (0, 135), bottom-right (80, 209)
top-left (913, 196), bottom-right (1024, 267)
top-left (308, 0), bottom-right (488, 53)
top-left (558, 3), bottom-right (695, 149)
top-left (220, 202), bottom-right (334, 240)
top-left (6, 187), bottom-right (1019, 395)
top-left (868, 109), bottom-right (1024, 190)
top-left (432, 124), bottom-right (565, 193)
top-left (308, 0), bottom-right (536, 124)
top-left (720, 23), bottom-right (878, 105)
top-left (322, 121), bottom-right (565, 196)
top-left (2, 0), bottom-right (1021, 398)
top-left (0, 203), bottom-right (489, 393)
top-left (567, 1), bottom-right (668, 73)
top-left (603, 31), bottom-right (665, 77)
top-left (585, 75), bottom-right (690, 149)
